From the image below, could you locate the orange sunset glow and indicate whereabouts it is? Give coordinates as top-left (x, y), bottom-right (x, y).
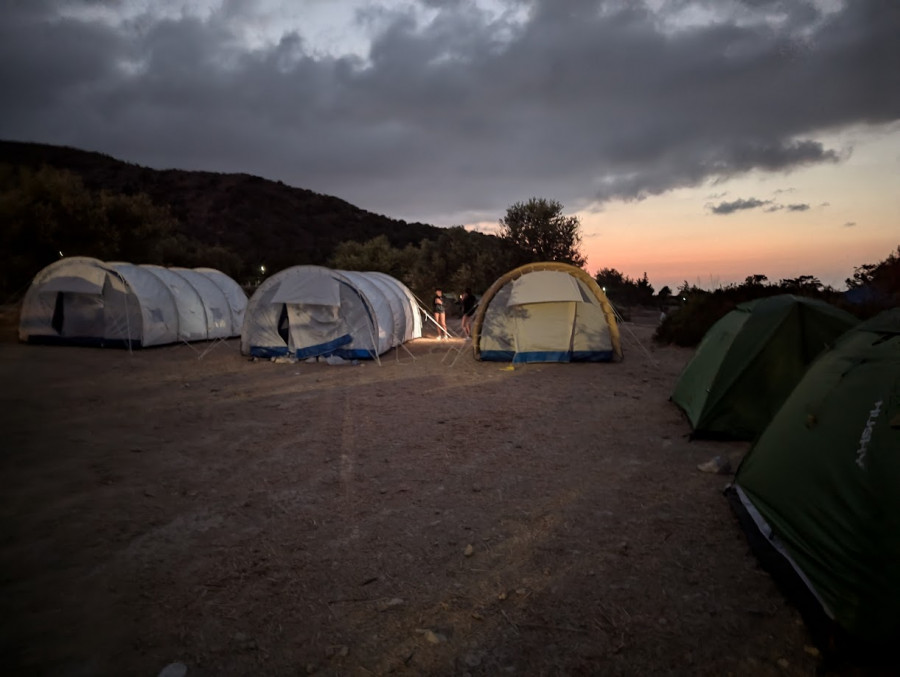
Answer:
top-left (575, 127), bottom-right (899, 292)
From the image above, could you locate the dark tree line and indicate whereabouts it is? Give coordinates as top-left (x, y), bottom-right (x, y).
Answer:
top-left (655, 250), bottom-right (900, 347)
top-left (0, 161), bottom-right (590, 303)
top-left (329, 229), bottom-right (527, 303)
top-left (0, 165), bottom-right (241, 298)
top-left (330, 198), bottom-right (587, 302)
top-left (594, 268), bottom-right (655, 307)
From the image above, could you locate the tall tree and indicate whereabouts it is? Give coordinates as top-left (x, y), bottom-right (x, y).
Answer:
top-left (846, 246), bottom-right (900, 294)
top-left (594, 268), bottom-right (655, 306)
top-left (329, 234), bottom-right (413, 279)
top-left (498, 198), bottom-right (586, 267)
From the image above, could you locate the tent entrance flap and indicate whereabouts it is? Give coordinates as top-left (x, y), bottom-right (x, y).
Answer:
top-left (278, 304), bottom-right (290, 344)
top-left (512, 301), bottom-right (577, 360)
top-left (287, 303), bottom-right (343, 355)
top-left (52, 292), bottom-right (105, 337)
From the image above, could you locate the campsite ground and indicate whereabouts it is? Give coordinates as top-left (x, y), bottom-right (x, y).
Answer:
top-left (0, 306), bottom-right (863, 676)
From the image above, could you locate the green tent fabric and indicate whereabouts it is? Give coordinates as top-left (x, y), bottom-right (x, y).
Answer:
top-left (671, 295), bottom-right (859, 439)
top-left (727, 308), bottom-right (900, 650)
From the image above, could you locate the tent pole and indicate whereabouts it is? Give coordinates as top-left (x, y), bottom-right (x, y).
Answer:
top-left (447, 340), bottom-right (469, 367)
top-left (363, 322), bottom-right (382, 367)
top-left (197, 336), bottom-right (230, 359)
top-left (422, 306), bottom-right (455, 339)
top-left (398, 340), bottom-right (417, 361)
top-left (111, 269), bottom-right (134, 357)
top-left (610, 302), bottom-right (657, 366)
top-left (442, 301), bottom-right (478, 366)
top-left (181, 336), bottom-right (200, 356)
top-left (410, 292), bottom-right (454, 339)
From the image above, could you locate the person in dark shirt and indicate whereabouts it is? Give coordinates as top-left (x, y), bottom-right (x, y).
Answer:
top-left (459, 288), bottom-right (476, 339)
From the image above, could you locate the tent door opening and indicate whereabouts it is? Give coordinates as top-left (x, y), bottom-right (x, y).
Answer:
top-left (277, 304), bottom-right (290, 345)
top-left (51, 291), bottom-right (105, 337)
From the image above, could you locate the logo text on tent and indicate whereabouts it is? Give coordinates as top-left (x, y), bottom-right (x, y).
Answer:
top-left (855, 399), bottom-right (883, 470)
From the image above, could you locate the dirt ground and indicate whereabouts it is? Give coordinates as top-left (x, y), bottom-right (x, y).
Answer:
top-left (0, 306), bottom-right (852, 676)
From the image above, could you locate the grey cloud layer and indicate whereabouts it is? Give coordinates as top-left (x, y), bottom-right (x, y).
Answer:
top-left (0, 0), bottom-right (897, 224)
top-left (709, 196), bottom-right (814, 214)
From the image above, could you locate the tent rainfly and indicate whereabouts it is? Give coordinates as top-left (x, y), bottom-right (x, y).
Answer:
top-left (671, 294), bottom-right (858, 439)
top-left (472, 262), bottom-right (622, 363)
top-left (241, 265), bottom-right (422, 359)
top-left (726, 308), bottom-right (900, 653)
top-left (18, 256), bottom-right (247, 348)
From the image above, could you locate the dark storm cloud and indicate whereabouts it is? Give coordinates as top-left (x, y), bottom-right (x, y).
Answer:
top-left (0, 0), bottom-right (897, 223)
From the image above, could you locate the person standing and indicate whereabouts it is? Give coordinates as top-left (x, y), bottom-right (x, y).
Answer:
top-left (459, 288), bottom-right (477, 339)
top-left (433, 289), bottom-right (447, 339)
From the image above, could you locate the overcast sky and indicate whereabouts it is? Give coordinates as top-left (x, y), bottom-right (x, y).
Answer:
top-left (1, 0), bottom-right (898, 289)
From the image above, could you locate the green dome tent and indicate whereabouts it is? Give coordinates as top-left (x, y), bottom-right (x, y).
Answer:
top-left (726, 308), bottom-right (900, 654)
top-left (671, 295), bottom-right (858, 439)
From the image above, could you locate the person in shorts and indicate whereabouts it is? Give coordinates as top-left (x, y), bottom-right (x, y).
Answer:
top-left (433, 289), bottom-right (447, 339)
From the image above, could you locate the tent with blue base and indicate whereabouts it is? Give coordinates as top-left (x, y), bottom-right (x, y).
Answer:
top-left (472, 262), bottom-right (621, 364)
top-left (241, 265), bottom-right (421, 361)
top-left (18, 256), bottom-right (246, 348)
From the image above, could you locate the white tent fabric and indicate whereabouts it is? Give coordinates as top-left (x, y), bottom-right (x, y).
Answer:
top-left (170, 268), bottom-right (232, 340)
top-left (195, 267), bottom-right (248, 333)
top-left (18, 257), bottom-right (247, 348)
top-left (133, 264), bottom-right (207, 342)
top-left (508, 270), bottom-right (585, 305)
top-left (241, 265), bottom-right (422, 359)
top-left (107, 262), bottom-right (181, 346)
top-left (270, 265), bottom-right (341, 305)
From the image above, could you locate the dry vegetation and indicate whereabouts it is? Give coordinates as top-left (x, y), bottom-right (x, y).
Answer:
top-left (0, 307), bottom-right (861, 676)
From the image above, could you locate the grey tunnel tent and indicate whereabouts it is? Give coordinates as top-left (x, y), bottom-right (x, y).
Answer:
top-left (726, 308), bottom-right (900, 656)
top-left (241, 265), bottom-right (422, 360)
top-left (18, 256), bottom-right (247, 348)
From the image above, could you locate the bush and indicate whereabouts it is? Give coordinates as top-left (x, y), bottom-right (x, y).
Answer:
top-left (654, 283), bottom-right (843, 348)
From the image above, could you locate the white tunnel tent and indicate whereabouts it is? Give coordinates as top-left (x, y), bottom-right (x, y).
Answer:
top-left (19, 257), bottom-right (247, 348)
top-left (242, 266), bottom-right (422, 360)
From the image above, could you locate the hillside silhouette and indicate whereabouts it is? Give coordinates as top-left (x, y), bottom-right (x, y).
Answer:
top-left (0, 140), bottom-right (442, 285)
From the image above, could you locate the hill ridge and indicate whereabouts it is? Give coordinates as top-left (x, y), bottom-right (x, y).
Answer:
top-left (0, 139), bottom-right (442, 278)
